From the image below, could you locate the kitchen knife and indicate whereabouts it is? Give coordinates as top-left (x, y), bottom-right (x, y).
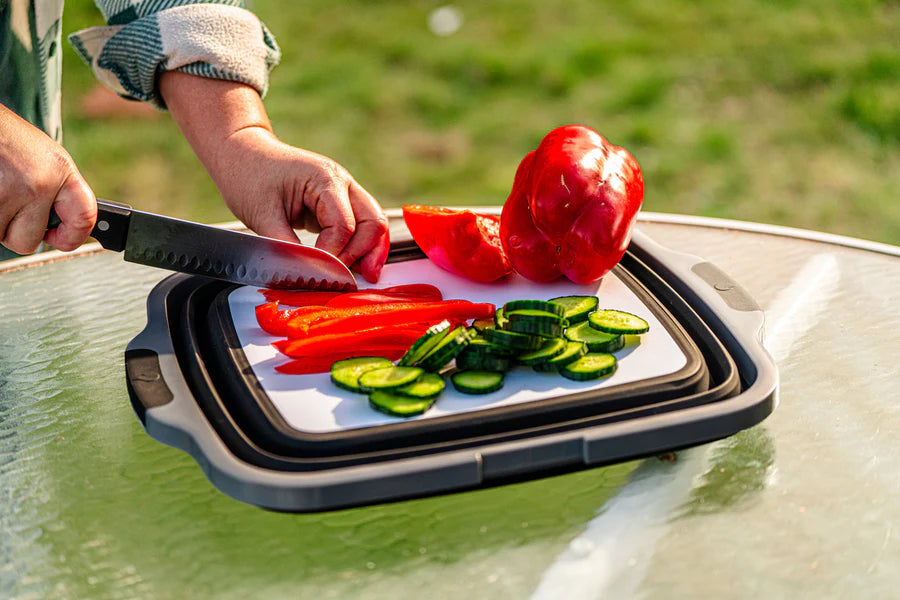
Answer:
top-left (48, 199), bottom-right (357, 290)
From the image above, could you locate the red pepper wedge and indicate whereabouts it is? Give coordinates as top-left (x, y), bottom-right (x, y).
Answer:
top-left (324, 289), bottom-right (442, 308)
top-left (289, 300), bottom-right (495, 338)
top-left (402, 205), bottom-right (512, 283)
top-left (275, 347), bottom-right (409, 375)
top-left (500, 124), bottom-right (643, 283)
top-left (273, 323), bottom-right (433, 358)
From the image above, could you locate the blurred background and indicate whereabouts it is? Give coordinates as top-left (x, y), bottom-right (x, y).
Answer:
top-left (61, 0), bottom-right (899, 244)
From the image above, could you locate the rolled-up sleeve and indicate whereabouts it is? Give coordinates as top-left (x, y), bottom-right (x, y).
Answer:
top-left (68, 0), bottom-right (281, 109)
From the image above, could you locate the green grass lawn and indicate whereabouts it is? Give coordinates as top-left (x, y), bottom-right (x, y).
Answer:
top-left (60, 0), bottom-right (899, 244)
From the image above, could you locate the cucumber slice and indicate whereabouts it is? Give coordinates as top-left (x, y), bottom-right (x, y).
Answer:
top-left (516, 337), bottom-right (567, 366)
top-left (398, 320), bottom-right (453, 367)
top-left (451, 370), bottom-right (505, 394)
top-left (463, 336), bottom-right (518, 357)
top-left (506, 317), bottom-right (564, 338)
top-left (503, 299), bottom-right (566, 317)
top-left (395, 372), bottom-right (445, 399)
top-left (564, 321), bottom-right (625, 352)
top-left (471, 318), bottom-right (495, 332)
top-left (357, 365), bottom-right (425, 392)
top-left (588, 309), bottom-right (650, 335)
top-left (456, 349), bottom-right (514, 372)
top-left (549, 295), bottom-right (599, 324)
top-left (330, 357), bottom-right (396, 393)
top-left (494, 307), bottom-right (509, 329)
top-left (417, 326), bottom-right (472, 372)
top-left (483, 327), bottom-right (544, 350)
top-left (533, 341), bottom-right (587, 372)
top-left (368, 390), bottom-right (435, 417)
top-left (560, 353), bottom-right (618, 381)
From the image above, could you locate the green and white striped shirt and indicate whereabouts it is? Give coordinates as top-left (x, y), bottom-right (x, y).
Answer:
top-left (0, 0), bottom-right (281, 142)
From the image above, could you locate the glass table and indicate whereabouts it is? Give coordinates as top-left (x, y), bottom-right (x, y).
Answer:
top-left (2, 211), bottom-right (898, 599)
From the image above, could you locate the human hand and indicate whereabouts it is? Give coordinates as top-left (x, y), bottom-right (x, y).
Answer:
top-left (211, 127), bottom-right (390, 283)
top-left (0, 105), bottom-right (97, 254)
top-left (159, 73), bottom-right (390, 283)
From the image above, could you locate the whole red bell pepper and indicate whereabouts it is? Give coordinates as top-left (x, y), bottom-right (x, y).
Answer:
top-left (500, 124), bottom-right (643, 284)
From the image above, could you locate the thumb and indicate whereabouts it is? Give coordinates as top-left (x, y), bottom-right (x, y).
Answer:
top-left (44, 174), bottom-right (97, 252)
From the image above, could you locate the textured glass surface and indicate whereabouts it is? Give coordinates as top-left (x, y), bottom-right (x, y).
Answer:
top-left (1, 221), bottom-right (898, 599)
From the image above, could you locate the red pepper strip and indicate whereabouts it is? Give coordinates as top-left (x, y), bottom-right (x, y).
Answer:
top-left (325, 291), bottom-right (440, 308)
top-left (298, 301), bottom-right (495, 338)
top-left (259, 289), bottom-right (344, 307)
top-left (275, 346), bottom-right (409, 375)
top-left (375, 284), bottom-right (443, 299)
top-left (272, 323), bottom-right (434, 358)
top-left (255, 302), bottom-right (327, 337)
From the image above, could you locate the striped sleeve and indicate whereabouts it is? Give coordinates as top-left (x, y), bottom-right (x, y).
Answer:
top-left (68, 0), bottom-right (281, 110)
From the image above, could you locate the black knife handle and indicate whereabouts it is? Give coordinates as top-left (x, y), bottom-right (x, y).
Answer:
top-left (47, 198), bottom-right (133, 252)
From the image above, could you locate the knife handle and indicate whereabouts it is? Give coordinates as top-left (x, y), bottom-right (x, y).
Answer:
top-left (47, 198), bottom-right (133, 252)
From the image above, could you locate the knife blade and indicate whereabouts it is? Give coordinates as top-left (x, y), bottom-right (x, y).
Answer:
top-left (48, 199), bottom-right (357, 291)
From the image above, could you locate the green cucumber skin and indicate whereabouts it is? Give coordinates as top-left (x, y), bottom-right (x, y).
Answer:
top-left (418, 327), bottom-right (472, 372)
top-left (368, 391), bottom-right (435, 417)
top-left (330, 357), bottom-right (395, 393)
top-left (564, 321), bottom-right (625, 352)
top-left (549, 295), bottom-right (599, 324)
top-left (588, 309), bottom-right (650, 335)
top-left (517, 337), bottom-right (567, 366)
top-left (451, 370), bottom-right (505, 394)
top-left (398, 320), bottom-right (453, 367)
top-left (502, 299), bottom-right (566, 317)
top-left (560, 353), bottom-right (618, 381)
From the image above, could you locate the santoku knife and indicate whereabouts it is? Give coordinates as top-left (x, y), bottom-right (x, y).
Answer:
top-left (48, 199), bottom-right (357, 290)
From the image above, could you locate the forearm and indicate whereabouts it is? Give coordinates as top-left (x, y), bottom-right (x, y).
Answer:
top-left (159, 71), bottom-right (274, 177)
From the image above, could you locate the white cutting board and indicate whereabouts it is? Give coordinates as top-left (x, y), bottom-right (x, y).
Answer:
top-left (228, 259), bottom-right (688, 433)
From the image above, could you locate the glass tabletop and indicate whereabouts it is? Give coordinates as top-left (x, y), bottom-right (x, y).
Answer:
top-left (1, 216), bottom-right (898, 599)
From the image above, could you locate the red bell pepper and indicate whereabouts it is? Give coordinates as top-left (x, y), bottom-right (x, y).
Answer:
top-left (402, 205), bottom-right (512, 283)
top-left (324, 284), bottom-right (443, 308)
top-left (293, 300), bottom-right (494, 338)
top-left (274, 347), bottom-right (409, 375)
top-left (500, 124), bottom-right (643, 284)
top-left (258, 289), bottom-right (344, 307)
top-left (255, 302), bottom-right (327, 337)
top-left (273, 323), bottom-right (434, 358)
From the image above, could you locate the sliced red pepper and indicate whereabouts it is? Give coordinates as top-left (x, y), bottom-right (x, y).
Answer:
top-left (287, 300), bottom-right (495, 338)
top-left (255, 302), bottom-right (327, 337)
top-left (274, 346), bottom-right (409, 375)
top-left (258, 289), bottom-right (344, 307)
top-left (273, 323), bottom-right (435, 358)
top-left (325, 291), bottom-right (438, 308)
top-left (376, 284), bottom-right (443, 298)
top-left (402, 205), bottom-right (512, 283)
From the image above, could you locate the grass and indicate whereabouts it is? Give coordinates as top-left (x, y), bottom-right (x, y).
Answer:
top-left (60, 0), bottom-right (900, 244)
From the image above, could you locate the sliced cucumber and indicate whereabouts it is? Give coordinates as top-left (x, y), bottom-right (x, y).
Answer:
top-left (503, 299), bottom-right (566, 317)
top-left (471, 318), bottom-right (495, 332)
top-left (494, 307), bottom-right (509, 329)
top-left (516, 337), bottom-right (567, 366)
top-left (506, 317), bottom-right (564, 338)
top-left (549, 295), bottom-right (599, 324)
top-left (330, 356), bottom-right (396, 393)
top-left (560, 353), bottom-right (618, 381)
top-left (456, 349), bottom-right (514, 372)
top-left (451, 370), bottom-right (505, 394)
top-left (398, 320), bottom-right (453, 367)
top-left (463, 336), bottom-right (518, 357)
top-left (368, 390), bottom-right (435, 417)
top-left (565, 321), bottom-right (625, 352)
top-left (417, 326), bottom-right (472, 372)
top-left (396, 372), bottom-right (445, 399)
top-left (483, 327), bottom-right (544, 351)
top-left (588, 309), bottom-right (650, 335)
top-left (533, 341), bottom-right (587, 372)
top-left (357, 365), bottom-right (424, 392)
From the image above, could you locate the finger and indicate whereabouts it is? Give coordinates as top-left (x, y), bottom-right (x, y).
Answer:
top-left (1, 203), bottom-right (47, 255)
top-left (43, 175), bottom-right (97, 251)
top-left (332, 181), bottom-right (390, 282)
top-left (310, 180), bottom-right (356, 258)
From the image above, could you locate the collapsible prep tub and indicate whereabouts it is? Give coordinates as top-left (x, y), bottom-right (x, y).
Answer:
top-left (124, 228), bottom-right (777, 512)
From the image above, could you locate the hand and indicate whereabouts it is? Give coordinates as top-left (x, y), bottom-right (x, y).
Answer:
top-left (211, 127), bottom-right (390, 283)
top-left (0, 105), bottom-right (96, 254)
top-left (160, 73), bottom-right (390, 282)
